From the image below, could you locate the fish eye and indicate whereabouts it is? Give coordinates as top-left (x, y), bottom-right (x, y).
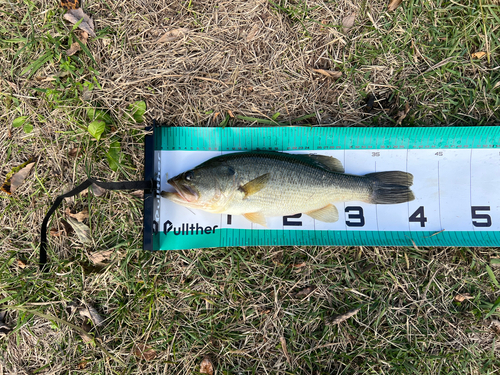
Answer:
top-left (184, 171), bottom-right (194, 181)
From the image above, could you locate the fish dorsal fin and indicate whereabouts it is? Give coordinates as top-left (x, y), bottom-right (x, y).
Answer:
top-left (307, 154), bottom-right (344, 173)
top-left (305, 204), bottom-right (339, 222)
top-left (243, 212), bottom-right (267, 227)
top-left (240, 173), bottom-right (270, 198)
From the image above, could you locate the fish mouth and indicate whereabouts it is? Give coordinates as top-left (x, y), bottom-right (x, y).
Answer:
top-left (168, 178), bottom-right (199, 202)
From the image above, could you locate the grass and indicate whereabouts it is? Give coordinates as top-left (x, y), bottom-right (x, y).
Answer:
top-left (1, 0), bottom-right (500, 373)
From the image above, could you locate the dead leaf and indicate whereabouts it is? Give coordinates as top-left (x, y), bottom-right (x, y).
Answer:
top-left (63, 8), bottom-right (96, 37)
top-left (388, 0), bottom-right (403, 11)
top-left (133, 343), bottom-right (157, 361)
top-left (246, 24), bottom-right (260, 42)
top-left (291, 262), bottom-right (306, 268)
top-left (61, 184), bottom-right (76, 203)
top-left (472, 51), bottom-right (487, 59)
top-left (60, 0), bottom-right (80, 10)
top-left (77, 360), bottom-right (89, 369)
top-left (17, 259), bottom-right (27, 268)
top-left (66, 30), bottom-right (89, 56)
top-left (327, 307), bottom-right (361, 324)
top-left (1, 161), bottom-right (35, 195)
top-left (66, 207), bottom-right (89, 222)
top-left (68, 147), bottom-right (80, 157)
top-left (157, 28), bottom-right (189, 43)
top-left (89, 183), bottom-right (106, 197)
top-left (454, 293), bottom-right (473, 302)
top-left (294, 285), bottom-right (316, 298)
top-left (342, 12), bottom-right (356, 33)
top-left (131, 190), bottom-right (144, 198)
top-left (228, 109), bottom-right (235, 118)
top-left (88, 249), bottom-right (114, 265)
top-left (200, 356), bottom-right (214, 375)
top-left (66, 217), bottom-right (91, 243)
top-left (312, 69), bottom-right (342, 79)
top-left (79, 305), bottom-right (105, 327)
top-left (395, 102), bottom-right (410, 125)
top-left (6, 81), bottom-right (18, 91)
top-left (280, 337), bottom-right (291, 365)
top-left (490, 320), bottom-right (500, 334)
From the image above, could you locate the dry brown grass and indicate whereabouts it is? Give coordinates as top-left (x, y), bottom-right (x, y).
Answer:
top-left (1, 0), bottom-right (500, 373)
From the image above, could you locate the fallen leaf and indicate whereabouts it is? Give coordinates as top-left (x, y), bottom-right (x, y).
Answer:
top-left (63, 8), bottom-right (96, 37)
top-left (342, 12), bottom-right (356, 33)
top-left (60, 0), bottom-right (80, 10)
top-left (157, 28), bottom-right (189, 43)
top-left (61, 184), bottom-right (76, 203)
top-left (77, 360), bottom-right (89, 369)
top-left (1, 161), bottom-right (35, 195)
top-left (50, 227), bottom-right (61, 237)
top-left (68, 147), bottom-right (80, 157)
top-left (200, 356), bottom-right (214, 375)
top-left (66, 207), bottom-right (89, 222)
top-left (312, 69), bottom-right (342, 79)
top-left (364, 93), bottom-right (376, 112)
top-left (133, 343), bottom-right (157, 361)
top-left (79, 305), bottom-right (105, 327)
top-left (280, 337), bottom-right (291, 365)
top-left (228, 110), bottom-right (235, 118)
top-left (6, 81), bottom-right (18, 91)
top-left (490, 320), bottom-right (500, 334)
top-left (66, 30), bottom-right (89, 56)
top-left (454, 293), bottom-right (473, 302)
top-left (471, 51), bottom-right (487, 59)
top-left (213, 112), bottom-right (220, 120)
top-left (294, 285), bottom-right (316, 298)
top-left (89, 183), bottom-right (106, 197)
top-left (388, 0), bottom-right (403, 11)
top-left (66, 217), bottom-right (91, 243)
top-left (395, 102), bottom-right (410, 125)
top-left (327, 307), bottom-right (361, 324)
top-left (246, 24), bottom-right (260, 42)
top-left (130, 190), bottom-right (144, 198)
top-left (291, 262), bottom-right (306, 268)
top-left (17, 259), bottom-right (27, 268)
top-left (88, 249), bottom-right (114, 265)
top-left (50, 219), bottom-right (74, 237)
top-left (81, 321), bottom-right (92, 332)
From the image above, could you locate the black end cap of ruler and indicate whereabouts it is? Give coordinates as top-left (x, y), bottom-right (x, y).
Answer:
top-left (143, 122), bottom-right (156, 251)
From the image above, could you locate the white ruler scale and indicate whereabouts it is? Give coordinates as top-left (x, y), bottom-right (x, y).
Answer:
top-left (143, 126), bottom-right (500, 250)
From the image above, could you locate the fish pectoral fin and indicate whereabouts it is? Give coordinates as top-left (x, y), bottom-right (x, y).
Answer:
top-left (243, 212), bottom-right (267, 227)
top-left (305, 204), bottom-right (339, 222)
top-left (240, 173), bottom-right (270, 198)
top-left (307, 154), bottom-right (344, 173)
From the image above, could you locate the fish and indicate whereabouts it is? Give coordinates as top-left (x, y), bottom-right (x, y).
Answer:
top-left (161, 151), bottom-right (415, 226)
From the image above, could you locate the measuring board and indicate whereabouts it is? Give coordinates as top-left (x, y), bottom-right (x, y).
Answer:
top-left (143, 126), bottom-right (500, 250)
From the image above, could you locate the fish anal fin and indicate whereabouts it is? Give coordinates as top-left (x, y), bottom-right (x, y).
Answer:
top-left (240, 173), bottom-right (270, 198)
top-left (305, 204), bottom-right (339, 222)
top-left (308, 155), bottom-right (344, 173)
top-left (243, 212), bottom-right (267, 227)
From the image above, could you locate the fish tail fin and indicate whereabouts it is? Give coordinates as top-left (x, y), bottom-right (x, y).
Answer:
top-left (365, 171), bottom-right (415, 204)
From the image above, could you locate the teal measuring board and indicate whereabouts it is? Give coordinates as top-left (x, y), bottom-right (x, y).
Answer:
top-left (145, 126), bottom-right (500, 250)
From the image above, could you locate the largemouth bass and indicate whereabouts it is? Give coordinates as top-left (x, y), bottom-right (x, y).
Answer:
top-left (161, 151), bottom-right (415, 226)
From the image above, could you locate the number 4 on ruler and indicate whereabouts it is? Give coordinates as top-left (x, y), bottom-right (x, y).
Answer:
top-left (409, 206), bottom-right (428, 227)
